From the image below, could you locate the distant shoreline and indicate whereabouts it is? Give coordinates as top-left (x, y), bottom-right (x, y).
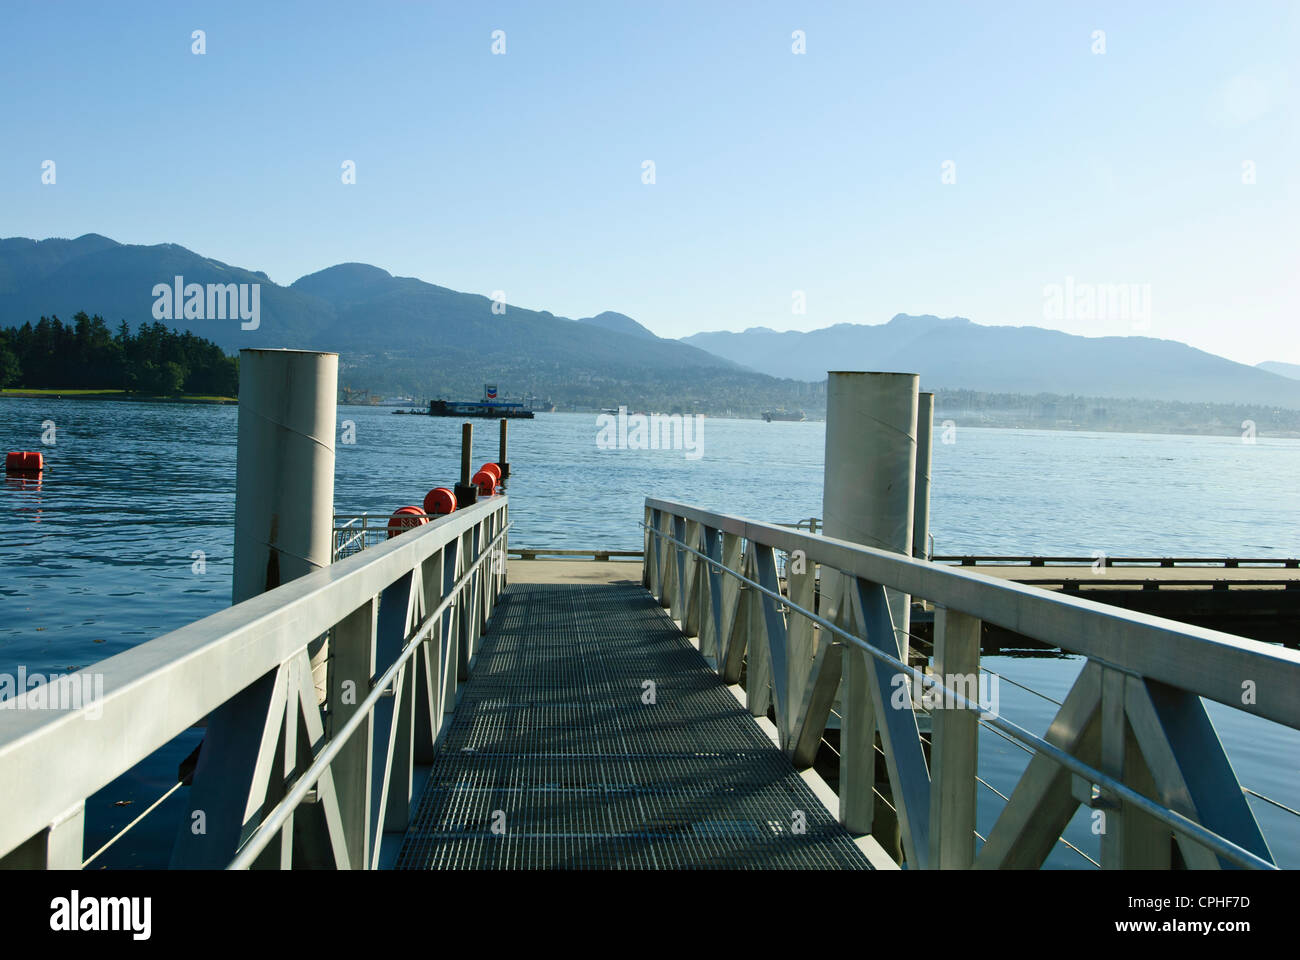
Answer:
top-left (4, 392), bottom-right (1297, 439)
top-left (1, 388), bottom-right (236, 405)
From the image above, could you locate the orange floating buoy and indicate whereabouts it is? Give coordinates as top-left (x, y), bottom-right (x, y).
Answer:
top-left (479, 462), bottom-right (501, 483)
top-left (5, 451), bottom-right (43, 474)
top-left (471, 470), bottom-right (496, 496)
top-left (387, 505), bottom-right (428, 539)
top-left (423, 487), bottom-right (457, 516)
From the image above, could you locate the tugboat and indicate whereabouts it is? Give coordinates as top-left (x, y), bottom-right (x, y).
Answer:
top-left (424, 384), bottom-right (535, 419)
top-left (762, 409), bottom-right (806, 422)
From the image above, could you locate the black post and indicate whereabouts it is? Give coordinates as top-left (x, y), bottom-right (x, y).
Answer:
top-left (499, 418), bottom-right (510, 479)
top-left (454, 421), bottom-right (478, 506)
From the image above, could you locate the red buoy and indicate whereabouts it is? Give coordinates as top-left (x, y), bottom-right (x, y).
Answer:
top-left (479, 463), bottom-right (501, 483)
top-left (423, 487), bottom-right (457, 516)
top-left (387, 506), bottom-right (428, 539)
top-left (471, 470), bottom-right (496, 496)
top-left (5, 452), bottom-right (43, 474)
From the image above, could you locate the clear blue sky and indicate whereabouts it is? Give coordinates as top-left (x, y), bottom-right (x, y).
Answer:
top-left (1, 1), bottom-right (1295, 365)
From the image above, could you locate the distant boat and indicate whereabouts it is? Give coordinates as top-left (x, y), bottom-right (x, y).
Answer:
top-left (421, 384), bottom-right (535, 419)
top-left (426, 399), bottom-right (533, 419)
top-left (762, 409), bottom-right (806, 422)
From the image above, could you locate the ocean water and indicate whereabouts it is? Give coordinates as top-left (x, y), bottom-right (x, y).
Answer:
top-left (1, 399), bottom-right (1297, 868)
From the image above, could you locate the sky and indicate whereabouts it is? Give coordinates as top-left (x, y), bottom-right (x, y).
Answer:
top-left (0, 1), bottom-right (1296, 366)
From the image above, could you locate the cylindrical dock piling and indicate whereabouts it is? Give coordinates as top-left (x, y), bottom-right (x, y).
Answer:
top-left (913, 392), bottom-right (934, 562)
top-left (232, 349), bottom-right (339, 603)
top-left (822, 370), bottom-right (918, 848)
top-left (175, 347), bottom-right (338, 867)
top-left (822, 370), bottom-right (919, 626)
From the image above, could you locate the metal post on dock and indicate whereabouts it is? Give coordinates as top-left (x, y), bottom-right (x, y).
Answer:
top-left (173, 347), bottom-right (338, 867)
top-left (822, 371), bottom-right (918, 630)
top-left (913, 392), bottom-right (934, 562)
top-left (498, 418), bottom-right (509, 479)
top-left (822, 370), bottom-right (918, 849)
top-left (231, 349), bottom-right (339, 602)
top-left (455, 421), bottom-right (478, 506)
top-left (231, 347), bottom-right (339, 701)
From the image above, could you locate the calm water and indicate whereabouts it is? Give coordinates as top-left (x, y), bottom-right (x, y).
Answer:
top-left (1, 399), bottom-right (1297, 867)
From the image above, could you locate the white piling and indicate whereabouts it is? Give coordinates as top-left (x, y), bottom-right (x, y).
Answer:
top-left (822, 371), bottom-right (918, 845)
top-left (822, 370), bottom-right (919, 633)
top-left (174, 348), bottom-right (339, 866)
top-left (913, 392), bottom-right (934, 562)
top-left (233, 348), bottom-right (338, 702)
top-left (233, 348), bottom-right (339, 604)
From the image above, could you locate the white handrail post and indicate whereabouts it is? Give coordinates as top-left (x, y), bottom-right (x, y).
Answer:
top-left (331, 597), bottom-right (378, 869)
top-left (928, 607), bottom-right (980, 868)
top-left (643, 505), bottom-right (654, 589)
top-left (0, 801), bottom-right (85, 868)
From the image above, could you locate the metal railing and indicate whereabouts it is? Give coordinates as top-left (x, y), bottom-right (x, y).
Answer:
top-left (934, 555), bottom-right (1300, 568)
top-left (332, 512), bottom-right (429, 561)
top-left (507, 547), bottom-right (643, 561)
top-left (0, 495), bottom-right (510, 869)
top-left (642, 498), bottom-right (1300, 869)
top-left (332, 512), bottom-right (373, 560)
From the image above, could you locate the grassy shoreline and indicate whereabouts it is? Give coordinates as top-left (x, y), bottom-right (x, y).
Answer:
top-left (1, 388), bottom-right (236, 405)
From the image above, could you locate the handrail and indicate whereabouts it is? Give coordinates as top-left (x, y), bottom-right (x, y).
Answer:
top-left (0, 495), bottom-right (510, 866)
top-left (229, 517), bottom-right (511, 869)
top-left (770, 517), bottom-right (1297, 569)
top-left (641, 519), bottom-right (1277, 870)
top-left (646, 498), bottom-right (1300, 727)
top-left (934, 554), bottom-right (1300, 568)
top-left (643, 497), bottom-right (1299, 870)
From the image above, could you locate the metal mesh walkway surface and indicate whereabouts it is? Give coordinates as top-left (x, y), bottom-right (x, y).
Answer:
top-left (395, 582), bottom-right (870, 869)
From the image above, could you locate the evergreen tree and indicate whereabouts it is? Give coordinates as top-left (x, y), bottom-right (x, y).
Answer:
top-left (0, 314), bottom-right (238, 397)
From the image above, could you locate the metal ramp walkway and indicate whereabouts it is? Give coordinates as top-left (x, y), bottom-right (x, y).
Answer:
top-left (395, 582), bottom-right (870, 869)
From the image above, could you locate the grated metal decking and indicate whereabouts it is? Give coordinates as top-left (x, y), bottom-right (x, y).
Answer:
top-left (395, 582), bottom-right (870, 869)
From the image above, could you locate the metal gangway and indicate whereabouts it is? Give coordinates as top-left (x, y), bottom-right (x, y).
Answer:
top-left (2, 488), bottom-right (1297, 869)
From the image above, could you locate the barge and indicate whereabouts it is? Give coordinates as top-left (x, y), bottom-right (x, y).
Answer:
top-left (418, 384), bottom-right (535, 419)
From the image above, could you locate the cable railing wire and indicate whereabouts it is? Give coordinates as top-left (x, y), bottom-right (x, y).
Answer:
top-left (81, 780), bottom-right (185, 869)
top-left (644, 518), bottom-right (1281, 870)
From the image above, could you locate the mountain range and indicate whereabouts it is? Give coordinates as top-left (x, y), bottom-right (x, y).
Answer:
top-left (1258, 361), bottom-right (1300, 381)
top-left (0, 234), bottom-right (698, 361)
top-left (684, 315), bottom-right (1300, 409)
top-left (0, 234), bottom-right (784, 409)
top-left (2, 234), bottom-right (1298, 412)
